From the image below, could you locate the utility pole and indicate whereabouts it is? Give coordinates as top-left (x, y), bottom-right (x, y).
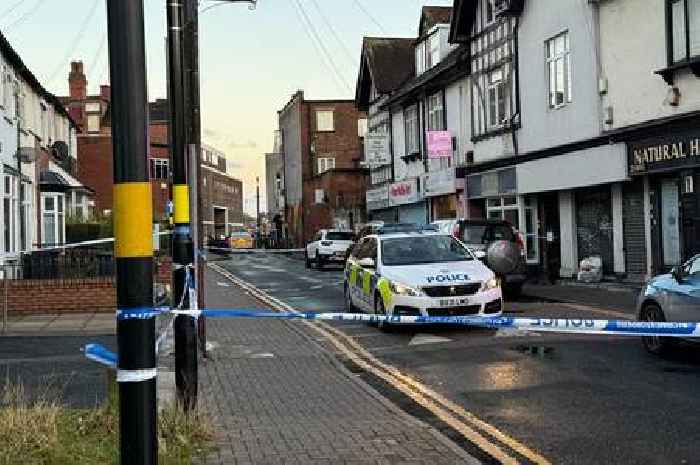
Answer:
top-left (182, 0), bottom-right (207, 358)
top-left (106, 0), bottom-right (157, 463)
top-left (256, 176), bottom-right (261, 247)
top-left (168, 0), bottom-right (198, 411)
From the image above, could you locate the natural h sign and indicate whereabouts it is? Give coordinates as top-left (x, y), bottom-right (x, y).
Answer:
top-left (364, 133), bottom-right (390, 166)
top-left (628, 132), bottom-right (700, 175)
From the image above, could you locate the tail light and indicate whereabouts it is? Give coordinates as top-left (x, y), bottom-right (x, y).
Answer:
top-left (321, 240), bottom-right (333, 246)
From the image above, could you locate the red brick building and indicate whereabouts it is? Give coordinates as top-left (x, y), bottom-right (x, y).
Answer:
top-left (200, 145), bottom-right (244, 240)
top-left (278, 91), bottom-right (368, 246)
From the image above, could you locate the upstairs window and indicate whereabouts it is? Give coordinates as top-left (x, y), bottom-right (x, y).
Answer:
top-left (546, 31), bottom-right (572, 108)
top-left (485, 0), bottom-right (496, 25)
top-left (427, 92), bottom-right (445, 130)
top-left (317, 156), bottom-right (335, 174)
top-left (427, 33), bottom-right (441, 68)
top-left (316, 110), bottom-right (334, 132)
top-left (669, 0), bottom-right (700, 63)
top-left (357, 118), bottom-right (368, 138)
top-left (404, 105), bottom-right (420, 155)
top-left (415, 41), bottom-right (426, 75)
top-left (150, 158), bottom-right (169, 180)
top-left (487, 68), bottom-right (507, 128)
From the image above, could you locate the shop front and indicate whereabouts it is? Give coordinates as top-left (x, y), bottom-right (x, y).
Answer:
top-left (423, 167), bottom-right (458, 221)
top-left (389, 178), bottom-right (426, 224)
top-left (628, 128), bottom-right (700, 274)
top-left (366, 185), bottom-right (395, 223)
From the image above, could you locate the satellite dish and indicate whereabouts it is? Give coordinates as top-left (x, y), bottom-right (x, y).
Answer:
top-left (485, 240), bottom-right (521, 275)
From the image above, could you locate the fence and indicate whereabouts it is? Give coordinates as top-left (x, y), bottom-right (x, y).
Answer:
top-left (0, 233), bottom-right (173, 328)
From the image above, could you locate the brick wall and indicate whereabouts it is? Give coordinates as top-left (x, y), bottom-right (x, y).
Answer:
top-left (200, 165), bottom-right (243, 238)
top-left (77, 135), bottom-right (114, 214)
top-left (4, 278), bottom-right (116, 314)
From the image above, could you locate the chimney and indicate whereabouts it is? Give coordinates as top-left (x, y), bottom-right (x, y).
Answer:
top-left (69, 61), bottom-right (87, 100)
top-left (100, 85), bottom-right (111, 102)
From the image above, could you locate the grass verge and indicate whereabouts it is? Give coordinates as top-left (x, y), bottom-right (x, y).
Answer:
top-left (0, 380), bottom-right (215, 465)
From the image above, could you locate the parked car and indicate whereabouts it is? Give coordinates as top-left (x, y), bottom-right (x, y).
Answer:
top-left (451, 219), bottom-right (527, 297)
top-left (306, 229), bottom-right (356, 269)
top-left (636, 254), bottom-right (700, 355)
top-left (230, 225), bottom-right (254, 249)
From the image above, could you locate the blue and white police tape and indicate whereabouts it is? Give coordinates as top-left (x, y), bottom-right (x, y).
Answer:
top-left (114, 308), bottom-right (700, 337)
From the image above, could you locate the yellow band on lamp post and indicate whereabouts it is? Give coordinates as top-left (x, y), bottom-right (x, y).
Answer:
top-left (173, 184), bottom-right (190, 224)
top-left (114, 182), bottom-right (153, 258)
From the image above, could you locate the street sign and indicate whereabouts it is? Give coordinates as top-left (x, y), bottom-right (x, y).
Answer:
top-left (364, 133), bottom-right (390, 166)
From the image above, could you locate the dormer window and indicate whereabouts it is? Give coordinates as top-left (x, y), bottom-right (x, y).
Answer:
top-left (416, 29), bottom-right (446, 75)
top-left (427, 33), bottom-right (441, 68)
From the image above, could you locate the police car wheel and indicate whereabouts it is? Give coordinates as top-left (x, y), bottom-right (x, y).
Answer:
top-left (641, 303), bottom-right (675, 356)
top-left (316, 253), bottom-right (324, 270)
top-left (375, 296), bottom-right (392, 332)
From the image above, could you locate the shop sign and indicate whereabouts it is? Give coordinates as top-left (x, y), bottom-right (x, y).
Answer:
top-left (427, 131), bottom-right (453, 158)
top-left (423, 168), bottom-right (456, 197)
top-left (628, 132), bottom-right (700, 175)
top-left (389, 178), bottom-right (421, 206)
top-left (366, 186), bottom-right (389, 210)
top-left (364, 133), bottom-right (390, 166)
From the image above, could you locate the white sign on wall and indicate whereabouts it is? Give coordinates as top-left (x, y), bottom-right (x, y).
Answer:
top-left (366, 186), bottom-right (389, 210)
top-left (423, 168), bottom-right (456, 197)
top-left (389, 178), bottom-right (421, 206)
top-left (364, 133), bottom-right (390, 166)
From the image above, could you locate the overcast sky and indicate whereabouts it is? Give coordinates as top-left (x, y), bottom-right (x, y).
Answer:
top-left (3, 0), bottom-right (452, 214)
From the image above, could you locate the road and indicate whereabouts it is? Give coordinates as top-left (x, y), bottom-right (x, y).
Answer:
top-left (213, 252), bottom-right (700, 465)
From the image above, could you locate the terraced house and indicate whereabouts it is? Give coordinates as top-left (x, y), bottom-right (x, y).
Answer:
top-left (0, 30), bottom-right (88, 262)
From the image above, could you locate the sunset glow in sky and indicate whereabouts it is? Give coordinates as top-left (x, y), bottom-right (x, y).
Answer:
top-left (3, 0), bottom-right (452, 213)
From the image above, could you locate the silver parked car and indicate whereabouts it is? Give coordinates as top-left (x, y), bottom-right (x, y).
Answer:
top-left (636, 254), bottom-right (700, 355)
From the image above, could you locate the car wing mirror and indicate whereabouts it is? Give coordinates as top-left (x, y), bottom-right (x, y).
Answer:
top-left (357, 257), bottom-right (376, 269)
top-left (473, 250), bottom-right (486, 260)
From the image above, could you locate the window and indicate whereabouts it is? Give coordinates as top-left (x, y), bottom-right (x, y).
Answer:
top-left (314, 189), bottom-right (325, 204)
top-left (427, 33), bottom-right (441, 68)
top-left (669, 0), bottom-right (700, 63)
top-left (150, 158), bottom-right (169, 180)
top-left (546, 32), bottom-right (572, 108)
top-left (485, 195), bottom-right (539, 263)
top-left (316, 110), bottom-right (334, 132)
top-left (427, 92), bottom-right (445, 131)
top-left (42, 193), bottom-right (65, 247)
top-left (485, 0), bottom-right (496, 25)
top-left (317, 157), bottom-right (335, 174)
top-left (415, 41), bottom-right (426, 75)
top-left (1, 69), bottom-right (10, 109)
top-left (358, 118), bottom-right (368, 138)
top-left (87, 114), bottom-right (100, 133)
top-left (20, 183), bottom-right (31, 251)
top-left (404, 105), bottom-right (420, 155)
top-left (487, 68), bottom-right (507, 128)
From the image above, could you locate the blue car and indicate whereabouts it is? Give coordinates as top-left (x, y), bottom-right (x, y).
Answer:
top-left (636, 254), bottom-right (700, 355)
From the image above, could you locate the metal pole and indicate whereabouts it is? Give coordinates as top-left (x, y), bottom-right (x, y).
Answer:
top-left (183, 0), bottom-right (207, 358)
top-left (256, 177), bottom-right (260, 247)
top-left (106, 0), bottom-right (157, 463)
top-left (168, 0), bottom-right (198, 411)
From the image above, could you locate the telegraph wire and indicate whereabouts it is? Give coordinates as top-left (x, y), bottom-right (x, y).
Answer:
top-left (291, 0), bottom-right (349, 94)
top-left (87, 31), bottom-right (108, 87)
top-left (309, 0), bottom-right (358, 69)
top-left (3, 0), bottom-right (49, 31)
top-left (46, 0), bottom-right (101, 85)
top-left (352, 0), bottom-right (387, 34)
top-left (0, 0), bottom-right (28, 20)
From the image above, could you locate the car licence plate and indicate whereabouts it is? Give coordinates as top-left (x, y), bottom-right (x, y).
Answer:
top-left (439, 298), bottom-right (469, 307)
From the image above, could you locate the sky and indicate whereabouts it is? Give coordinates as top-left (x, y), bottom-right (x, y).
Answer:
top-left (2, 0), bottom-right (453, 214)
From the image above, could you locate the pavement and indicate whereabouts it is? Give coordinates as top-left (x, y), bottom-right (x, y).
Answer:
top-left (200, 267), bottom-right (476, 464)
top-left (215, 252), bottom-right (700, 465)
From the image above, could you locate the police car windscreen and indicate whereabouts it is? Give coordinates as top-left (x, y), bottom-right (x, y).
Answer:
top-left (381, 236), bottom-right (473, 266)
top-left (326, 231), bottom-right (355, 241)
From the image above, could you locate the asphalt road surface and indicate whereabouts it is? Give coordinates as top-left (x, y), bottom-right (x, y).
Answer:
top-left (215, 252), bottom-right (700, 465)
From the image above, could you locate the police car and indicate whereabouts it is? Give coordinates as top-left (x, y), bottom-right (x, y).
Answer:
top-left (343, 228), bottom-right (502, 326)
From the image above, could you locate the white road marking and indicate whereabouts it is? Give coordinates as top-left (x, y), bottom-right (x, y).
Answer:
top-left (561, 303), bottom-right (633, 320)
top-left (408, 334), bottom-right (454, 346)
top-left (216, 282), bottom-right (230, 287)
top-left (495, 329), bottom-right (540, 338)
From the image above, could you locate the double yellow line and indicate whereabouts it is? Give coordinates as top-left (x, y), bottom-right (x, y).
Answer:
top-left (210, 263), bottom-right (551, 465)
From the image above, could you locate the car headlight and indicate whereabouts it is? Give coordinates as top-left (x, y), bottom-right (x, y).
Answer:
top-left (481, 277), bottom-right (500, 291)
top-left (390, 280), bottom-right (423, 297)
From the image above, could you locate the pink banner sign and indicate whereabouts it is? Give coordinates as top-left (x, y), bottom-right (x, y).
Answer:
top-left (427, 131), bottom-right (453, 158)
